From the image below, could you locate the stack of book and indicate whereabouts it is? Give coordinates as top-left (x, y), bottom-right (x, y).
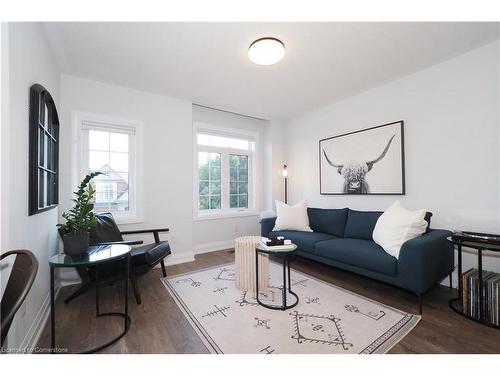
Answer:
top-left (461, 268), bottom-right (500, 326)
top-left (259, 237), bottom-right (295, 251)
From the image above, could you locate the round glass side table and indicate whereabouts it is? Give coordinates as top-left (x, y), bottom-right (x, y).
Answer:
top-left (255, 243), bottom-right (299, 310)
top-left (48, 244), bottom-right (132, 353)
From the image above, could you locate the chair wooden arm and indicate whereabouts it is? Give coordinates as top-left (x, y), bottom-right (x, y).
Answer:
top-left (92, 240), bottom-right (144, 246)
top-left (120, 228), bottom-right (169, 243)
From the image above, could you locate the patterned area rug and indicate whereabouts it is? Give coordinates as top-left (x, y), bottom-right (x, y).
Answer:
top-left (162, 262), bottom-right (420, 354)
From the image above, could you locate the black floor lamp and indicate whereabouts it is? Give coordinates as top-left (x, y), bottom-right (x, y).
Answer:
top-left (280, 164), bottom-right (288, 204)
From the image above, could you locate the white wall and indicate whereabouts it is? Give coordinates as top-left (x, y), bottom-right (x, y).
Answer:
top-left (3, 22), bottom-right (61, 349)
top-left (59, 75), bottom-right (194, 265)
top-left (284, 41), bottom-right (500, 282)
top-left (263, 119), bottom-right (287, 210)
top-left (191, 105), bottom-right (266, 251)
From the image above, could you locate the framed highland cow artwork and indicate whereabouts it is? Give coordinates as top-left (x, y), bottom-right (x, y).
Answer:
top-left (319, 121), bottom-right (405, 195)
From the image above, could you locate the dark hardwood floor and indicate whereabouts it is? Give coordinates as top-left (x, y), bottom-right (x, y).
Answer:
top-left (37, 249), bottom-right (500, 353)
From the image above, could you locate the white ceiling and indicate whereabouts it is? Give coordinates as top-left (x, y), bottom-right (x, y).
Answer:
top-left (43, 22), bottom-right (499, 120)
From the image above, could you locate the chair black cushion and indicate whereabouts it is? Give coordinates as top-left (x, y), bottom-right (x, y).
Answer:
top-left (89, 213), bottom-right (124, 244)
top-left (131, 241), bottom-right (171, 267)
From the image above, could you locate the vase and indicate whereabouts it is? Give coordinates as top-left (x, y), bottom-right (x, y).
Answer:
top-left (63, 232), bottom-right (90, 256)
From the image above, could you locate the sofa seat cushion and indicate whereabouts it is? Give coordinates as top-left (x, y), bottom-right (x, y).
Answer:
top-left (131, 241), bottom-right (171, 266)
top-left (269, 230), bottom-right (336, 253)
top-left (315, 238), bottom-right (397, 276)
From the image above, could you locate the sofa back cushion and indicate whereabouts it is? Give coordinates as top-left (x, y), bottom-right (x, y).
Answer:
top-left (344, 208), bottom-right (434, 240)
top-left (307, 208), bottom-right (348, 237)
top-left (344, 209), bottom-right (383, 240)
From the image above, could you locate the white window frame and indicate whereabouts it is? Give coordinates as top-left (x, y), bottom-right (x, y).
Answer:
top-left (193, 122), bottom-right (259, 221)
top-left (73, 112), bottom-right (144, 224)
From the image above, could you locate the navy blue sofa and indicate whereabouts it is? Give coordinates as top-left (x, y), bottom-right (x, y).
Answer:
top-left (260, 207), bottom-right (454, 313)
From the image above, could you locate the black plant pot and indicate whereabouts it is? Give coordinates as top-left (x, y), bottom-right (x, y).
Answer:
top-left (63, 232), bottom-right (90, 257)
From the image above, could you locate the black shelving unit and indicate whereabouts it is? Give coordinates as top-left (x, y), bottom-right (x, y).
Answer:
top-left (447, 237), bottom-right (500, 329)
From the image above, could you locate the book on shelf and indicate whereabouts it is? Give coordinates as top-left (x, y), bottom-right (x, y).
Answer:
top-left (461, 268), bottom-right (500, 326)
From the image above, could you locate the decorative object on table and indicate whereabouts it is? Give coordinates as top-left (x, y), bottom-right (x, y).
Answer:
top-left (372, 201), bottom-right (428, 259)
top-left (448, 234), bottom-right (500, 329)
top-left (264, 237), bottom-right (285, 246)
top-left (57, 172), bottom-right (102, 256)
top-left (259, 237), bottom-right (295, 250)
top-left (256, 242), bottom-right (299, 310)
top-left (49, 244), bottom-right (132, 353)
top-left (319, 121), bottom-right (405, 195)
top-left (234, 236), bottom-right (268, 293)
top-left (280, 164), bottom-right (288, 203)
top-left (1, 250), bottom-right (38, 348)
top-left (272, 200), bottom-right (312, 232)
top-left (29, 84), bottom-right (60, 216)
top-left (163, 262), bottom-right (420, 354)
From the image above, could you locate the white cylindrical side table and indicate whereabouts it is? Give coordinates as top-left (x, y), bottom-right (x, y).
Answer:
top-left (234, 236), bottom-right (269, 293)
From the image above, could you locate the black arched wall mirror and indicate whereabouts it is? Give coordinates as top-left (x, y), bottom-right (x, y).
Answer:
top-left (29, 84), bottom-right (59, 215)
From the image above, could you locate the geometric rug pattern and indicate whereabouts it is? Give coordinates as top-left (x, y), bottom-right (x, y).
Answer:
top-left (162, 262), bottom-right (420, 354)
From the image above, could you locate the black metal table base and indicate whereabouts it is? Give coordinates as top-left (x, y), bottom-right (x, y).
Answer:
top-left (50, 254), bottom-right (131, 353)
top-left (79, 313), bottom-right (132, 354)
top-left (449, 298), bottom-right (500, 330)
top-left (255, 252), bottom-right (299, 311)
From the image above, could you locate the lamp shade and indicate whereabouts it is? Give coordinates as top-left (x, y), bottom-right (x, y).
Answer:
top-left (280, 164), bottom-right (288, 178)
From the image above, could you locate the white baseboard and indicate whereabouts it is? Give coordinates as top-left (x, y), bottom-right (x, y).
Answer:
top-left (164, 251), bottom-right (195, 266)
top-left (193, 240), bottom-right (234, 255)
top-left (19, 286), bottom-right (60, 352)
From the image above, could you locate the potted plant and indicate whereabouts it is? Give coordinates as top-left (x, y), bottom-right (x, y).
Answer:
top-left (57, 172), bottom-right (103, 256)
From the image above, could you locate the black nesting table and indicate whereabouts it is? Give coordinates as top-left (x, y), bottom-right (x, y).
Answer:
top-left (255, 243), bottom-right (298, 310)
top-left (447, 237), bottom-right (500, 329)
top-left (49, 244), bottom-right (132, 353)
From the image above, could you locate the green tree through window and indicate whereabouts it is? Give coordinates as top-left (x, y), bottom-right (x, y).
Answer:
top-left (198, 152), bottom-right (221, 210)
top-left (229, 154), bottom-right (248, 208)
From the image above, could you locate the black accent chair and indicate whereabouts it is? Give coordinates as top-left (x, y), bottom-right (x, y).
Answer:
top-left (63, 213), bottom-right (170, 305)
top-left (1, 250), bottom-right (38, 348)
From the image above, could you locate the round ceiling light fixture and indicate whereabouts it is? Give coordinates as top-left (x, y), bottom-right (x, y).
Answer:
top-left (248, 37), bottom-right (285, 66)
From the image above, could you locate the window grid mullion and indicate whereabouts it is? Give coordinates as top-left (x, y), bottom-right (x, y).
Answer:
top-left (222, 150), bottom-right (229, 211)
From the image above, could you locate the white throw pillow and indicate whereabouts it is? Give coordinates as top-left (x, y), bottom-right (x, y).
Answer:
top-left (273, 200), bottom-right (313, 232)
top-left (372, 201), bottom-right (428, 259)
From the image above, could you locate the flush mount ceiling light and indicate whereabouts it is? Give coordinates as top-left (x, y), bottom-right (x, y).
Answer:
top-left (248, 37), bottom-right (285, 66)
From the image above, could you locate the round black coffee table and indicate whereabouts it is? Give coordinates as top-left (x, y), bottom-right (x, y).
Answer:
top-left (48, 244), bottom-right (132, 353)
top-left (255, 243), bottom-right (298, 310)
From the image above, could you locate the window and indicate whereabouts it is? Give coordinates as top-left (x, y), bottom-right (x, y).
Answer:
top-left (29, 84), bottom-right (59, 215)
top-left (198, 152), bottom-right (221, 210)
top-left (195, 125), bottom-right (256, 219)
top-left (229, 154), bottom-right (248, 209)
top-left (81, 120), bottom-right (138, 220)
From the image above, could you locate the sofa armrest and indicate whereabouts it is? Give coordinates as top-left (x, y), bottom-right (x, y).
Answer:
top-left (260, 217), bottom-right (277, 237)
top-left (397, 229), bottom-right (454, 294)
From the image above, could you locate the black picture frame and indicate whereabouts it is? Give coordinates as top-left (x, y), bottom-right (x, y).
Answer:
top-left (319, 121), bottom-right (405, 195)
top-left (29, 84), bottom-right (60, 215)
